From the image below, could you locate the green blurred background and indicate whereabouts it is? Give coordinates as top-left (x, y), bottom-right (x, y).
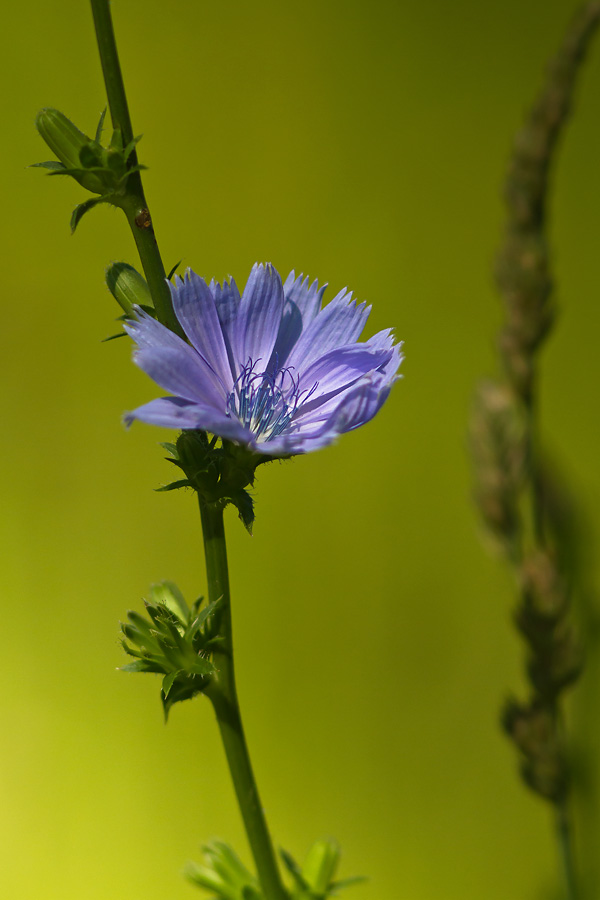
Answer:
top-left (2, 1), bottom-right (600, 897)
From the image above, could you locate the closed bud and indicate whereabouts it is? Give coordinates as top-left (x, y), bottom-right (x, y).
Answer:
top-left (105, 262), bottom-right (152, 315)
top-left (35, 108), bottom-right (106, 194)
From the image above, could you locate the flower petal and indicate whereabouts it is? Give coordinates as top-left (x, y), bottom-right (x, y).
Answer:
top-left (124, 306), bottom-right (186, 351)
top-left (125, 308), bottom-right (227, 406)
top-left (255, 365), bottom-right (394, 456)
top-left (283, 270), bottom-right (325, 323)
top-left (126, 396), bottom-right (253, 443)
top-left (327, 375), bottom-right (394, 433)
top-left (232, 263), bottom-right (284, 371)
top-left (262, 430), bottom-right (339, 456)
top-left (171, 271), bottom-right (234, 390)
top-left (296, 345), bottom-right (393, 411)
top-left (209, 277), bottom-right (241, 335)
top-left (209, 276), bottom-right (241, 375)
top-left (300, 372), bottom-right (394, 438)
top-left (268, 272), bottom-right (327, 367)
top-left (285, 288), bottom-right (371, 373)
top-left (124, 396), bottom-right (209, 429)
top-left (133, 346), bottom-right (226, 407)
top-left (366, 329), bottom-right (405, 378)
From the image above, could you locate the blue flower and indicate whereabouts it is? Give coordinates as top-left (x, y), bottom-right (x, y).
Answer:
top-left (125, 263), bottom-right (402, 456)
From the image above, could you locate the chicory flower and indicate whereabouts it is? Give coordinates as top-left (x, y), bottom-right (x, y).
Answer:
top-left (125, 263), bottom-right (402, 456)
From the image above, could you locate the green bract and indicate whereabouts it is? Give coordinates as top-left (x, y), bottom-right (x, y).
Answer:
top-left (158, 431), bottom-right (272, 534)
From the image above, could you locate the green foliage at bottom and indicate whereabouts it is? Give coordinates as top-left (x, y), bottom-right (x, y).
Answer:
top-left (185, 839), bottom-right (365, 900)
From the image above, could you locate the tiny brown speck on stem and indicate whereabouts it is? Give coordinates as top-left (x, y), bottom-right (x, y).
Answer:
top-left (134, 208), bottom-right (152, 229)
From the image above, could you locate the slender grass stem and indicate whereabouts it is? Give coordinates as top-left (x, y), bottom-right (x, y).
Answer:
top-left (471, 7), bottom-right (600, 898)
top-left (557, 800), bottom-right (580, 900)
top-left (199, 499), bottom-right (288, 900)
top-left (89, 0), bottom-right (181, 334)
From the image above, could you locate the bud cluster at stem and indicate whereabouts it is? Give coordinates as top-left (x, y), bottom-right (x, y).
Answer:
top-left (34, 107), bottom-right (145, 231)
top-left (120, 581), bottom-right (223, 718)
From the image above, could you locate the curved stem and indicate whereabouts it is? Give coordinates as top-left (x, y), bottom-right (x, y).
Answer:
top-left (199, 499), bottom-right (288, 900)
top-left (89, 0), bottom-right (181, 334)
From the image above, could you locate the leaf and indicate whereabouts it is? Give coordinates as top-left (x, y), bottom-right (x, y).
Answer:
top-left (120, 641), bottom-right (145, 662)
top-left (187, 597), bottom-right (223, 639)
top-left (79, 143), bottom-right (103, 168)
top-left (151, 580), bottom-right (189, 623)
top-left (205, 840), bottom-right (254, 885)
top-left (189, 657), bottom-right (216, 677)
top-left (47, 167), bottom-right (92, 177)
top-left (161, 674), bottom-right (207, 720)
top-left (184, 861), bottom-right (228, 893)
top-left (123, 134), bottom-right (143, 160)
top-left (167, 260), bottom-right (183, 280)
top-left (160, 442), bottom-right (179, 457)
top-left (162, 669), bottom-right (182, 698)
top-left (30, 160), bottom-right (66, 170)
top-left (121, 622), bottom-right (150, 647)
top-left (101, 331), bottom-right (127, 343)
top-left (329, 876), bottom-right (368, 894)
top-left (155, 479), bottom-right (192, 492)
top-left (156, 636), bottom-right (183, 668)
top-left (230, 489), bottom-right (255, 535)
top-left (198, 596), bottom-right (223, 624)
top-left (164, 617), bottom-right (188, 650)
top-left (70, 195), bottom-right (107, 233)
top-left (119, 659), bottom-right (164, 674)
top-left (109, 126), bottom-right (123, 152)
top-left (126, 609), bottom-right (157, 634)
top-left (279, 849), bottom-right (309, 892)
top-left (203, 635), bottom-right (226, 650)
top-left (95, 107), bottom-right (107, 143)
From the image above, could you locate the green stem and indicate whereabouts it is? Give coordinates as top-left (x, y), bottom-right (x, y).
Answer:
top-left (557, 800), bottom-right (580, 900)
top-left (89, 0), bottom-right (181, 334)
top-left (199, 499), bottom-right (288, 900)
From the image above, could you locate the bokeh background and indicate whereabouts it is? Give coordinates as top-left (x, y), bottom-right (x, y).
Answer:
top-left (2, 1), bottom-right (600, 898)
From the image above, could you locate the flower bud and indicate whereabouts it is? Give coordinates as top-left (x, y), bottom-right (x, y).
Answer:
top-left (105, 261), bottom-right (152, 315)
top-left (120, 582), bottom-right (219, 719)
top-left (35, 108), bottom-right (106, 194)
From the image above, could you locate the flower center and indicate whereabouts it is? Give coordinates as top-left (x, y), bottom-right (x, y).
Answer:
top-left (226, 358), bottom-right (314, 442)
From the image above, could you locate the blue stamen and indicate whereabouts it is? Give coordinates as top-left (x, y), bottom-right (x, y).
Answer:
top-left (226, 358), bottom-right (314, 442)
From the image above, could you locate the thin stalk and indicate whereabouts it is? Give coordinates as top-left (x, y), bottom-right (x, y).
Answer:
top-left (89, 0), bottom-right (180, 334)
top-left (199, 499), bottom-right (288, 900)
top-left (486, 7), bottom-right (600, 897)
top-left (557, 801), bottom-right (580, 900)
